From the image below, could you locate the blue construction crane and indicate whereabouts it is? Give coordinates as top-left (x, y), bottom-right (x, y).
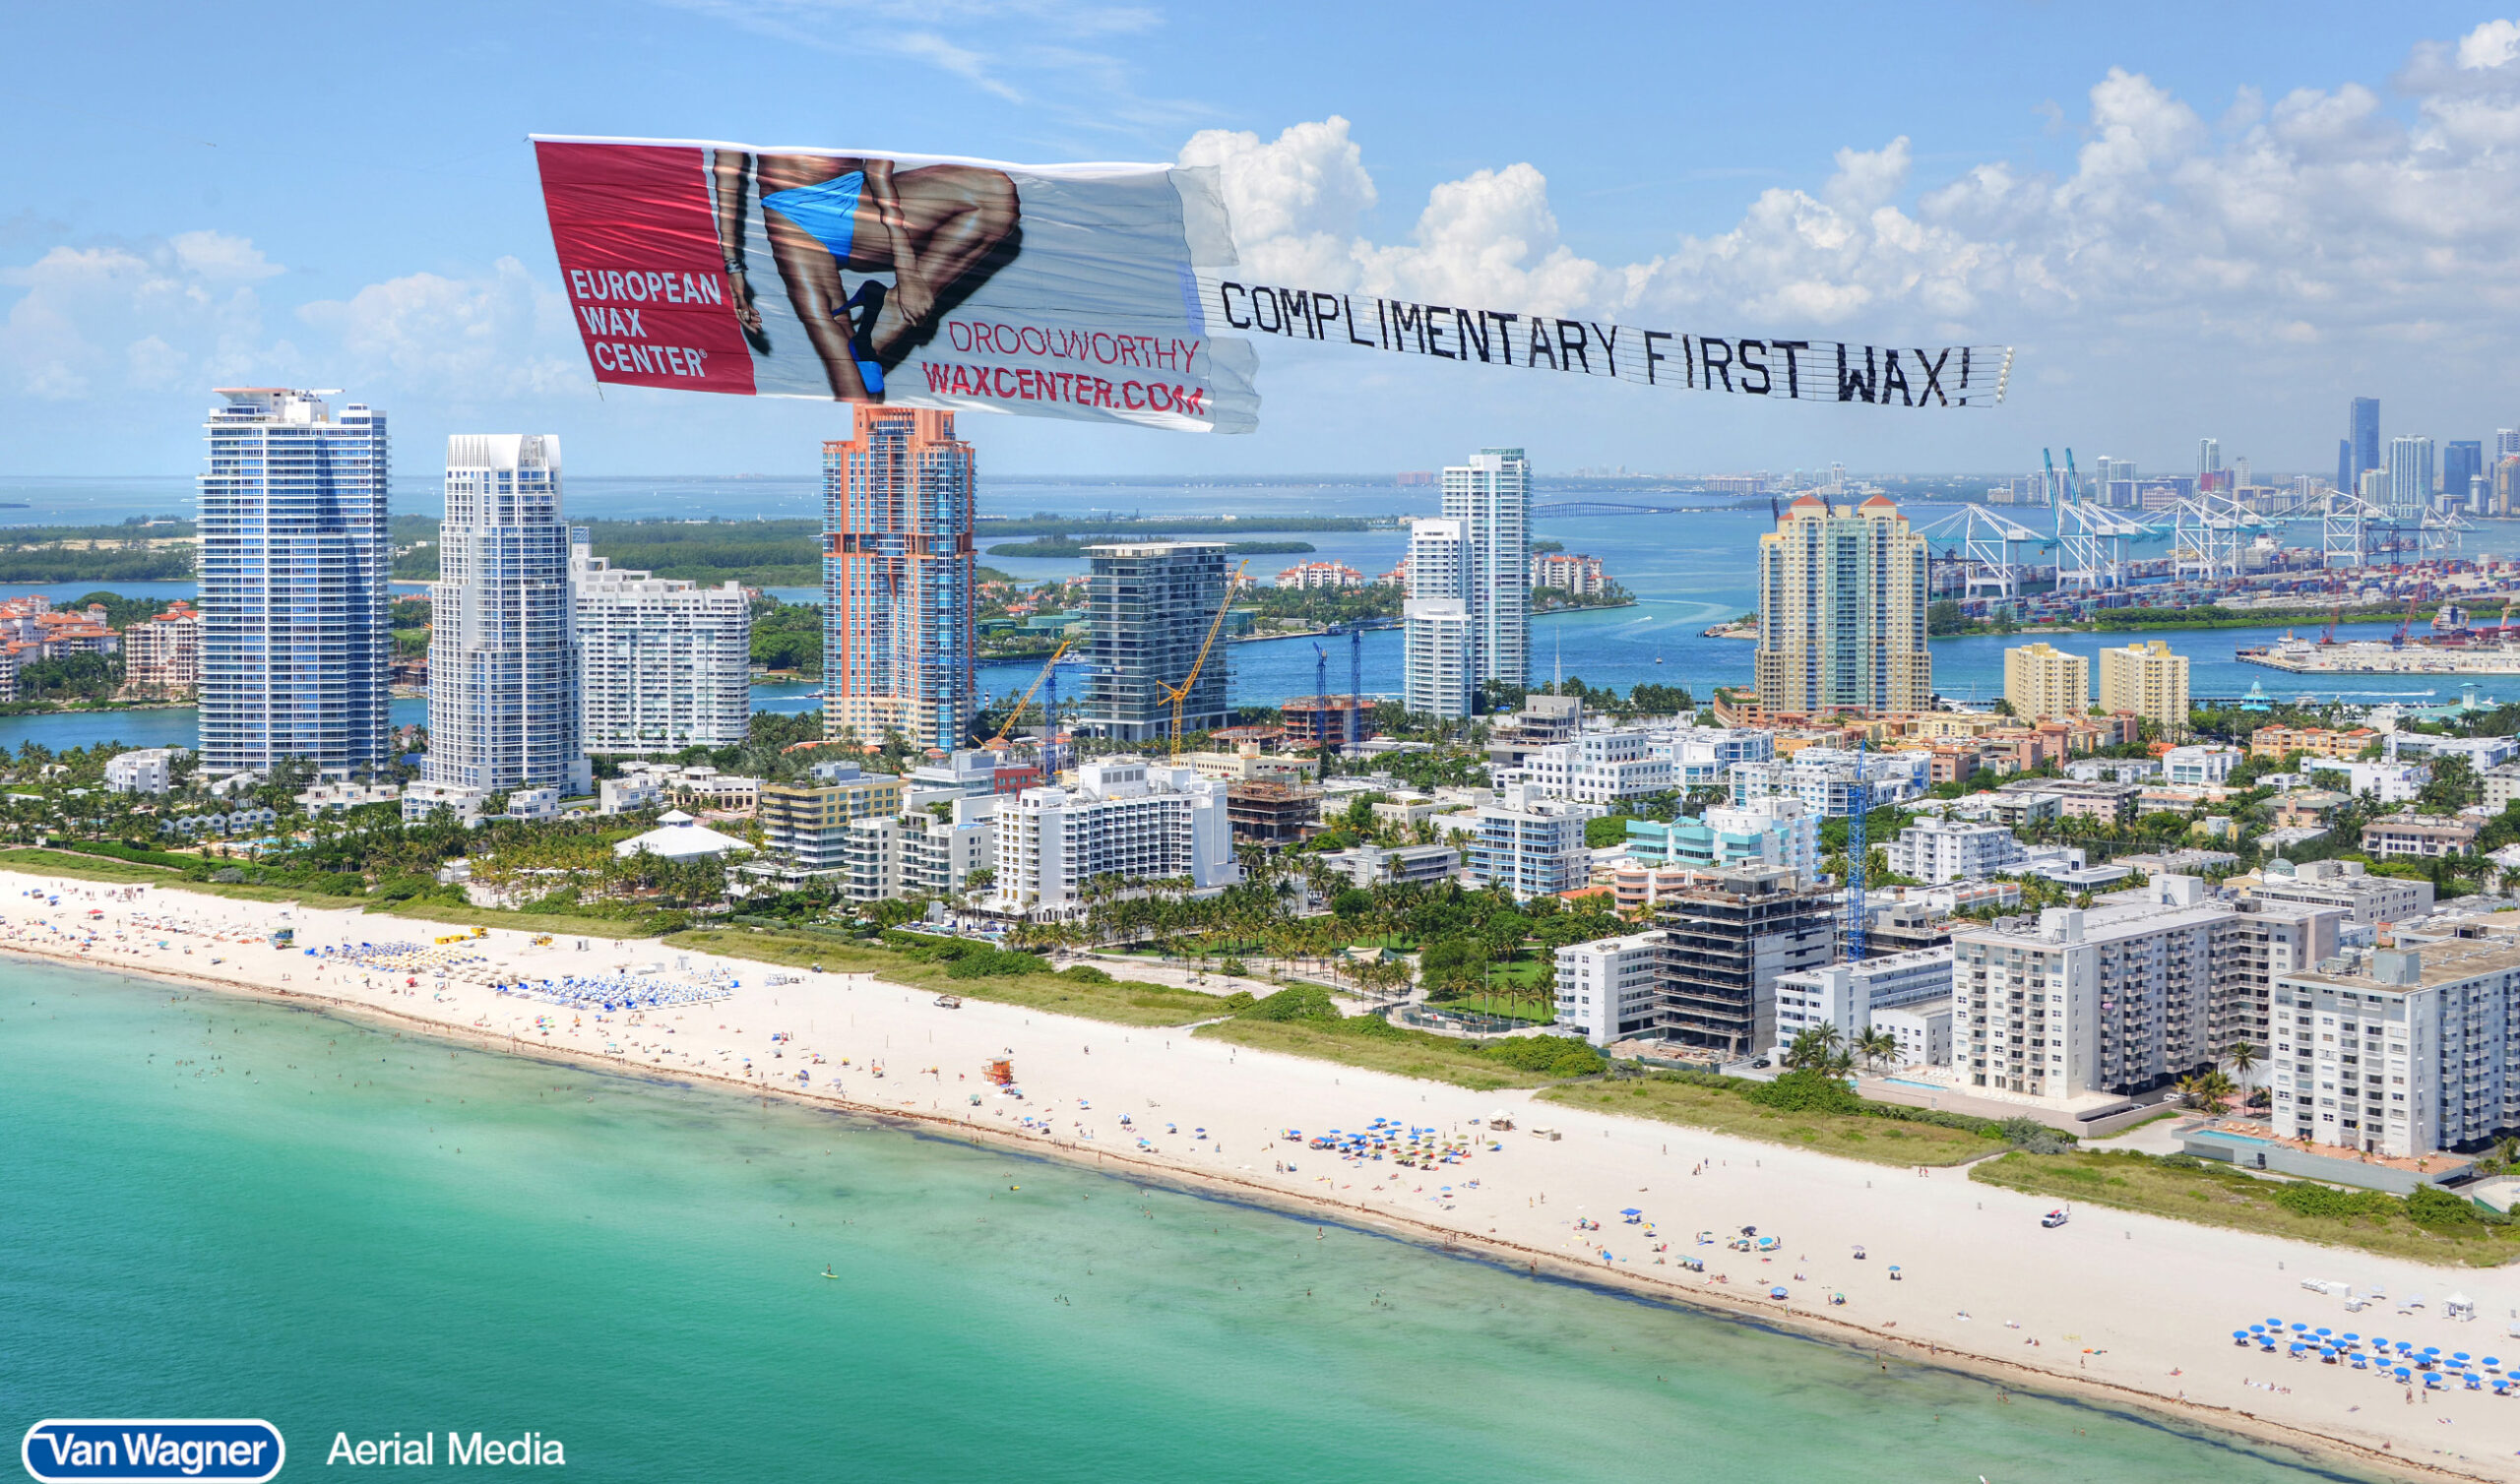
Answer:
top-left (1349, 626), bottom-right (1363, 752)
top-left (1312, 641), bottom-right (1331, 753)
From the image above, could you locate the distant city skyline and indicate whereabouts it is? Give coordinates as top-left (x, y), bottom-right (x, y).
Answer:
top-left (10, 10), bottom-right (2520, 480)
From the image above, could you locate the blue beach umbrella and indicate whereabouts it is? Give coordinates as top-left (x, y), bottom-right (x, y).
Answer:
top-left (2396, 1368), bottom-right (2413, 1382)
top-left (2455, 1351), bottom-right (2472, 1362)
top-left (2250, 1324), bottom-right (2267, 1333)
top-left (2315, 1328), bottom-right (2333, 1337)
top-left (2234, 1330), bottom-right (2251, 1339)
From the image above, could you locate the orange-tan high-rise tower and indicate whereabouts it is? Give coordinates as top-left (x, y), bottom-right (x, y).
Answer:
top-left (822, 406), bottom-right (976, 750)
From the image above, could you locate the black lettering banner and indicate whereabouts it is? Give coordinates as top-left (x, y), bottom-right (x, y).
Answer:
top-left (1201, 276), bottom-right (2011, 408)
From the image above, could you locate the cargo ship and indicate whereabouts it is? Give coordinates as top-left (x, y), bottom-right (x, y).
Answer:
top-left (2236, 631), bottom-right (2520, 674)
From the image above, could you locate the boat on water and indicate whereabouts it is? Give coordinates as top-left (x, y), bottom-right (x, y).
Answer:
top-left (2236, 631), bottom-right (2520, 675)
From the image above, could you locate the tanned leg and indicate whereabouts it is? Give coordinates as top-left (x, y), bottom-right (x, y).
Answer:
top-left (861, 166), bottom-right (1022, 366)
top-left (763, 208), bottom-right (872, 401)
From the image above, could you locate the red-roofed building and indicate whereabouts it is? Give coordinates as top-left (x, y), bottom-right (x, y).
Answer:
top-left (125, 600), bottom-right (201, 697)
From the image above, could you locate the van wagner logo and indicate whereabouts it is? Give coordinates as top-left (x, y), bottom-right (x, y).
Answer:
top-left (21, 1420), bottom-right (284, 1483)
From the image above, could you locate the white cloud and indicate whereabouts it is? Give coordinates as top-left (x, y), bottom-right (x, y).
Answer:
top-left (0, 233), bottom-right (580, 417)
top-left (1182, 117), bottom-right (1608, 315)
top-left (2457, 18), bottom-right (2520, 71)
top-left (0, 232), bottom-right (278, 400)
top-left (1191, 25), bottom-right (2520, 384)
top-left (297, 257), bottom-right (580, 402)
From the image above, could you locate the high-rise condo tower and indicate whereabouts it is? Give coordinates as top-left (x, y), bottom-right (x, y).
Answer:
top-left (425, 434), bottom-right (587, 796)
top-left (1440, 447), bottom-right (1531, 697)
top-left (1753, 495), bottom-right (1930, 715)
top-left (198, 388), bottom-right (391, 778)
top-left (822, 406), bottom-right (976, 751)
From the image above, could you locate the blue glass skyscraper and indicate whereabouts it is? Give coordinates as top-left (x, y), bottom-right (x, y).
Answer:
top-left (198, 389), bottom-right (391, 778)
top-left (2350, 397), bottom-right (2380, 485)
top-left (2444, 440), bottom-right (2485, 513)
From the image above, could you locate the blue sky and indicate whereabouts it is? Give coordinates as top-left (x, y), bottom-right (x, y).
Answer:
top-left (5, 2), bottom-right (2518, 481)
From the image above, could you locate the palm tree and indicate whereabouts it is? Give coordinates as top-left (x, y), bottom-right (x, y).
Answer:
top-left (2222, 1040), bottom-right (2261, 1082)
top-left (2176, 1070), bottom-right (2236, 1114)
top-left (1783, 1024), bottom-right (1849, 1074)
top-left (1857, 1026), bottom-right (1899, 1070)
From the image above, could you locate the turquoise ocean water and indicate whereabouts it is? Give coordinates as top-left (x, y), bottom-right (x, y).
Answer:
top-left (0, 960), bottom-right (2380, 1483)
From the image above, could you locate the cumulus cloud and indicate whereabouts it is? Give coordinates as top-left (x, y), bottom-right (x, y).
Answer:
top-left (0, 231), bottom-right (283, 400)
top-left (298, 257), bottom-right (580, 402)
top-left (1182, 116), bottom-right (1608, 315)
top-left (1193, 19), bottom-right (2520, 377)
top-left (0, 231), bottom-right (582, 417)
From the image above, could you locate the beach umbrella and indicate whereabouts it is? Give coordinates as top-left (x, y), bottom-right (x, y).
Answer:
top-left (2455, 1352), bottom-right (2472, 1362)
top-left (2343, 1332), bottom-right (2360, 1342)
top-left (2234, 1330), bottom-right (2251, 1339)
top-left (2291, 1323), bottom-right (2308, 1332)
top-left (2396, 1368), bottom-right (2413, 1382)
top-left (2426, 1346), bottom-right (2442, 1356)
top-left (2315, 1328), bottom-right (2333, 1336)
top-left (2249, 1324), bottom-right (2267, 1333)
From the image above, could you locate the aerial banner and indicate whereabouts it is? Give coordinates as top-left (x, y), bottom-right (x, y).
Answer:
top-left (533, 136), bottom-right (1260, 432)
top-left (532, 136), bottom-right (2011, 431)
top-left (1198, 276), bottom-right (2010, 408)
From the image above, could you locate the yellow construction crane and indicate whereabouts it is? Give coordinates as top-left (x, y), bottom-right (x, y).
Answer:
top-left (986, 637), bottom-right (1074, 750)
top-left (1163, 560), bottom-right (1247, 755)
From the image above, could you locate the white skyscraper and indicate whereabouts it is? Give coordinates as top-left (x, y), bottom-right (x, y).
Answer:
top-left (1441, 447), bottom-right (1531, 695)
top-left (2389, 435), bottom-right (2435, 516)
top-left (198, 389), bottom-right (391, 779)
top-left (573, 538), bottom-right (752, 754)
top-left (1403, 518), bottom-right (1474, 719)
top-left (424, 435), bottom-right (587, 797)
top-left (2198, 438), bottom-right (2221, 475)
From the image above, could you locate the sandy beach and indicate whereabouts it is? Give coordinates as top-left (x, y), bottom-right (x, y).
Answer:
top-left (8, 865), bottom-right (2519, 1482)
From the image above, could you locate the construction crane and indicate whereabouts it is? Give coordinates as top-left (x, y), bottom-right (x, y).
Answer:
top-left (1162, 560), bottom-right (1248, 755)
top-left (1348, 626), bottom-right (1363, 753)
top-left (2063, 448), bottom-right (2080, 505)
top-left (1311, 642), bottom-right (1331, 752)
top-left (2391, 594), bottom-right (2420, 649)
top-left (985, 638), bottom-right (1074, 750)
top-left (2320, 576), bottom-right (2345, 646)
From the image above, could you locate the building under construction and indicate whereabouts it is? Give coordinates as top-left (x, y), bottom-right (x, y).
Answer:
top-left (1650, 865), bottom-right (1837, 1060)
top-left (1280, 694), bottom-right (1376, 749)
